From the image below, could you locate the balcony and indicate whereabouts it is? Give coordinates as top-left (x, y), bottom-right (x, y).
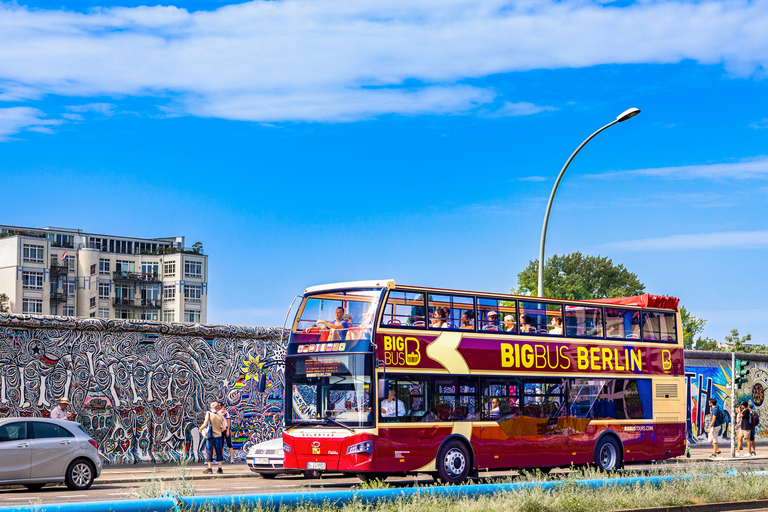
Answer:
top-left (113, 271), bottom-right (160, 283)
top-left (50, 293), bottom-right (67, 303)
top-left (113, 298), bottom-right (161, 309)
top-left (50, 263), bottom-right (69, 276)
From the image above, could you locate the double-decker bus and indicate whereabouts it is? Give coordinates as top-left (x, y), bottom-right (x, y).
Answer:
top-left (279, 280), bottom-right (684, 483)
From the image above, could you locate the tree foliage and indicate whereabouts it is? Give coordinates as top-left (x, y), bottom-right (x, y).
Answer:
top-left (680, 306), bottom-right (707, 350)
top-left (514, 252), bottom-right (645, 300)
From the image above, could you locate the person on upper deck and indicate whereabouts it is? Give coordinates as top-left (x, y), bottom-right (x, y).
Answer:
top-left (317, 307), bottom-right (350, 340)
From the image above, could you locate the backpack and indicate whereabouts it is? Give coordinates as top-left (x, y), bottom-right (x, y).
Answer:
top-left (751, 410), bottom-right (760, 429)
top-left (714, 407), bottom-right (724, 425)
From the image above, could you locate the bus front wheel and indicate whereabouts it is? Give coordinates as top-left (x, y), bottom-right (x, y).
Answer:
top-left (594, 437), bottom-right (621, 471)
top-left (437, 440), bottom-right (470, 484)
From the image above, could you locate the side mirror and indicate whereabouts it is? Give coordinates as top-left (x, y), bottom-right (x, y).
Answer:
top-left (257, 374), bottom-right (267, 393)
top-left (378, 378), bottom-right (389, 399)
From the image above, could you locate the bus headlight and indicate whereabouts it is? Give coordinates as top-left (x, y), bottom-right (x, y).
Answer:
top-left (283, 442), bottom-right (291, 453)
top-left (346, 440), bottom-right (372, 455)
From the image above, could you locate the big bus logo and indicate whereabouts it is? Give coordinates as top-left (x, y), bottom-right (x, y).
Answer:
top-left (383, 336), bottom-right (421, 366)
top-left (662, 349), bottom-right (672, 372)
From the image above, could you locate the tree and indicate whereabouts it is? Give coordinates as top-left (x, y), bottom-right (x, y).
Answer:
top-left (192, 241), bottom-right (203, 254)
top-left (514, 252), bottom-right (645, 300)
top-left (680, 306), bottom-right (707, 350)
top-left (0, 293), bottom-right (8, 313)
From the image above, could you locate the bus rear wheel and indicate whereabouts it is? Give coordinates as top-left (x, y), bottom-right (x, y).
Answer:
top-left (437, 440), bottom-right (470, 484)
top-left (594, 437), bottom-right (621, 471)
top-left (357, 472), bottom-right (387, 482)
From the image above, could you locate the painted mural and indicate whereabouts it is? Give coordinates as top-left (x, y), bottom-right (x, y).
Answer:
top-left (0, 313), bottom-right (286, 464)
top-left (685, 355), bottom-right (768, 445)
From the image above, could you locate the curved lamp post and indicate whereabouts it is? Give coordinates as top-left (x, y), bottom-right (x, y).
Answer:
top-left (536, 108), bottom-right (641, 297)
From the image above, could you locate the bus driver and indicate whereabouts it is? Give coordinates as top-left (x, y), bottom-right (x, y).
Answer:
top-left (381, 390), bottom-right (405, 417)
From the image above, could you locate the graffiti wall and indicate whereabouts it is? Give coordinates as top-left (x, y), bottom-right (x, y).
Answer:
top-left (0, 313), bottom-right (286, 464)
top-left (685, 351), bottom-right (768, 444)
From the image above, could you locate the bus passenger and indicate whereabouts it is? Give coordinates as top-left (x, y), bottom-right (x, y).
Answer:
top-left (459, 311), bottom-right (474, 330)
top-left (503, 314), bottom-right (516, 332)
top-left (483, 311), bottom-right (500, 331)
top-left (489, 398), bottom-right (501, 418)
top-left (519, 314), bottom-right (536, 333)
top-left (430, 308), bottom-right (449, 329)
top-left (381, 390), bottom-right (405, 418)
top-left (549, 316), bottom-right (563, 335)
top-left (317, 307), bottom-right (350, 340)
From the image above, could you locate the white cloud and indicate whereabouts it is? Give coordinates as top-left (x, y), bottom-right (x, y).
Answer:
top-left (518, 176), bottom-right (547, 182)
top-left (0, 107), bottom-right (62, 140)
top-left (0, 0), bottom-right (766, 122)
top-left (750, 118), bottom-right (768, 130)
top-left (586, 156), bottom-right (768, 180)
top-left (483, 101), bottom-right (558, 118)
top-left (595, 230), bottom-right (768, 252)
top-left (65, 103), bottom-right (116, 115)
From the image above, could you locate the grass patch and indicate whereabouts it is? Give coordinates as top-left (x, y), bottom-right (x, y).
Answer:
top-left (131, 456), bottom-right (196, 499)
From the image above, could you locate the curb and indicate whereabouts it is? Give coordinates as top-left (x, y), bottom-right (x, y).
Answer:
top-left (619, 499), bottom-right (768, 512)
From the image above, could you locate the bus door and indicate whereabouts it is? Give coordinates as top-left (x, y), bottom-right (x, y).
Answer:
top-left (515, 378), bottom-right (572, 468)
top-left (475, 378), bottom-right (527, 469)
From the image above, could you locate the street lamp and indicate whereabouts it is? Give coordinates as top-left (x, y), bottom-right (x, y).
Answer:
top-left (536, 108), bottom-right (641, 297)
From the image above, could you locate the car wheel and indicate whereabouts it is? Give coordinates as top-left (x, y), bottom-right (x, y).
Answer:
top-left (594, 436), bottom-right (621, 471)
top-left (437, 439), bottom-right (471, 484)
top-left (303, 470), bottom-right (322, 479)
top-left (24, 483), bottom-right (45, 491)
top-left (259, 473), bottom-right (277, 479)
top-left (65, 459), bottom-right (95, 490)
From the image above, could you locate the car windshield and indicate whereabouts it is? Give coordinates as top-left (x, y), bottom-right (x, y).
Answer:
top-left (286, 354), bottom-right (373, 428)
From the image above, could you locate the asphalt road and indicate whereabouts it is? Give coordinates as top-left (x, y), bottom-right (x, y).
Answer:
top-left (4, 459), bottom-right (768, 507)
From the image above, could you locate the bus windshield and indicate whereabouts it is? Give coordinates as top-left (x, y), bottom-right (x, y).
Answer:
top-left (293, 289), bottom-right (384, 339)
top-left (286, 353), bottom-right (373, 428)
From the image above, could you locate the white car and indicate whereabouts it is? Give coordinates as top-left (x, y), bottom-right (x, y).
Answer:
top-left (246, 438), bottom-right (321, 479)
top-left (0, 417), bottom-right (103, 490)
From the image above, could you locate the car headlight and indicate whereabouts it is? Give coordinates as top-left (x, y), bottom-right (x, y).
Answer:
top-left (346, 440), bottom-right (372, 455)
top-left (283, 442), bottom-right (291, 453)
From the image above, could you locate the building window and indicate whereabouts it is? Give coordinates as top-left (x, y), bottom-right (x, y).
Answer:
top-left (90, 264), bottom-right (97, 275)
top-left (163, 311), bottom-right (175, 322)
top-left (116, 259), bottom-right (135, 273)
top-left (141, 311), bottom-right (158, 321)
top-left (90, 297), bottom-right (96, 309)
top-left (184, 260), bottom-right (202, 278)
top-left (164, 261), bottom-right (176, 277)
top-left (68, 257), bottom-right (76, 271)
top-left (98, 308), bottom-right (109, 318)
top-left (22, 299), bottom-right (43, 314)
top-left (184, 310), bottom-right (201, 323)
top-left (163, 285), bottom-right (176, 301)
top-left (184, 284), bottom-right (202, 302)
top-left (22, 244), bottom-right (44, 263)
top-left (50, 306), bottom-right (58, 315)
top-left (115, 309), bottom-right (131, 319)
top-left (142, 262), bottom-right (159, 277)
top-left (64, 280), bottom-right (75, 297)
top-left (89, 312), bottom-right (96, 317)
top-left (99, 259), bottom-right (110, 275)
top-left (98, 283), bottom-right (110, 299)
top-left (22, 271), bottom-right (44, 290)
top-left (64, 306), bottom-right (75, 316)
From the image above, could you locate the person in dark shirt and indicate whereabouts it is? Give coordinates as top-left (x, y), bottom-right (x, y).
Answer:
top-left (737, 400), bottom-right (753, 457)
top-left (707, 398), bottom-right (722, 457)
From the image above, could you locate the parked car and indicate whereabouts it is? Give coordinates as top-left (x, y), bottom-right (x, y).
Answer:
top-left (0, 417), bottom-right (103, 490)
top-left (247, 438), bottom-right (321, 479)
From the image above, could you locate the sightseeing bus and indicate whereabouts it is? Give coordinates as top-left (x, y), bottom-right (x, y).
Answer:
top-left (278, 280), bottom-right (685, 483)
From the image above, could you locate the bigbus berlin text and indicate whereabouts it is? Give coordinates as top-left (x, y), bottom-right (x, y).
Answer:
top-left (501, 343), bottom-right (644, 372)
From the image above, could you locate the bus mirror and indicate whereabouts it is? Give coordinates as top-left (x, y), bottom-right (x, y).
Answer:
top-left (378, 379), bottom-right (389, 399)
top-left (257, 374), bottom-right (267, 393)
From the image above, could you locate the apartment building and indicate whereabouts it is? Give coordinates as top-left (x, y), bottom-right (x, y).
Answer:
top-left (0, 225), bottom-right (207, 323)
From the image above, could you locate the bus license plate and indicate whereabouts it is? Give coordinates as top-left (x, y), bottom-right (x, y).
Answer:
top-left (253, 457), bottom-right (269, 465)
top-left (307, 462), bottom-right (326, 470)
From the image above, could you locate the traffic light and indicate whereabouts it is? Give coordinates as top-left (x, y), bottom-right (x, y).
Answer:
top-left (735, 359), bottom-right (750, 388)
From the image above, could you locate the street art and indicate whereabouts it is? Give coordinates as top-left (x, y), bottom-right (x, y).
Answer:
top-left (0, 313), bottom-right (286, 464)
top-left (685, 355), bottom-right (768, 445)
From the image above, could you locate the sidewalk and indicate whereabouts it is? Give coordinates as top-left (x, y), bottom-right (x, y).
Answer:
top-left (97, 461), bottom-right (255, 484)
top-left (672, 437), bottom-right (768, 463)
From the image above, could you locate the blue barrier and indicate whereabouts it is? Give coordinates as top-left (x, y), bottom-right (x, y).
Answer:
top-left (3, 471), bottom-right (756, 512)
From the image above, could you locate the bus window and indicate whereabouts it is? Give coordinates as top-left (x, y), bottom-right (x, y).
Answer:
top-left (569, 378), bottom-right (653, 420)
top-left (457, 378), bottom-right (478, 420)
top-left (522, 378), bottom-right (567, 420)
top-left (477, 298), bottom-right (517, 333)
top-left (564, 305), bottom-right (604, 338)
top-left (642, 311), bottom-right (677, 342)
top-left (519, 301), bottom-right (561, 335)
top-left (427, 294), bottom-right (473, 330)
top-left (481, 378), bottom-right (521, 420)
top-left (380, 376), bottom-right (429, 422)
top-left (605, 308), bottom-right (640, 339)
top-left (381, 291), bottom-right (426, 328)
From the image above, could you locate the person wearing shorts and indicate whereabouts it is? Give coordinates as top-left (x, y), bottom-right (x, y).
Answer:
top-left (737, 401), bottom-right (753, 457)
top-left (707, 398), bottom-right (722, 457)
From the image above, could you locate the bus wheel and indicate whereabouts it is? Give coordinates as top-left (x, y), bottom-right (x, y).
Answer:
top-left (594, 437), bottom-right (620, 471)
top-left (437, 440), bottom-right (470, 484)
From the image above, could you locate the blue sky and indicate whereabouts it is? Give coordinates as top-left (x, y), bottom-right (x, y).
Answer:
top-left (1, 0), bottom-right (767, 342)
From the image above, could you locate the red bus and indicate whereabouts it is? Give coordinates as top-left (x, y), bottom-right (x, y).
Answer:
top-left (279, 280), bottom-right (685, 483)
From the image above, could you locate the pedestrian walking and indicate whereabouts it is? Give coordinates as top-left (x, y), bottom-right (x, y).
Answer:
top-left (199, 402), bottom-right (226, 474)
top-left (707, 398), bottom-right (723, 457)
top-left (748, 401), bottom-right (759, 456)
top-left (737, 400), bottom-right (753, 457)
top-left (219, 402), bottom-right (236, 463)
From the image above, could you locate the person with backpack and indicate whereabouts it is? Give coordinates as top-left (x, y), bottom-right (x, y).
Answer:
top-left (707, 398), bottom-right (723, 457)
top-left (737, 400), bottom-right (753, 457)
top-left (748, 401), bottom-right (759, 456)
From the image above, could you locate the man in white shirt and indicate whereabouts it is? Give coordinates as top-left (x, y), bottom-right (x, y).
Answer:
top-left (381, 390), bottom-right (405, 417)
top-left (50, 398), bottom-right (73, 420)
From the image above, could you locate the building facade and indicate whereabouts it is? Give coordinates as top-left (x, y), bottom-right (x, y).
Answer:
top-left (0, 225), bottom-right (207, 323)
